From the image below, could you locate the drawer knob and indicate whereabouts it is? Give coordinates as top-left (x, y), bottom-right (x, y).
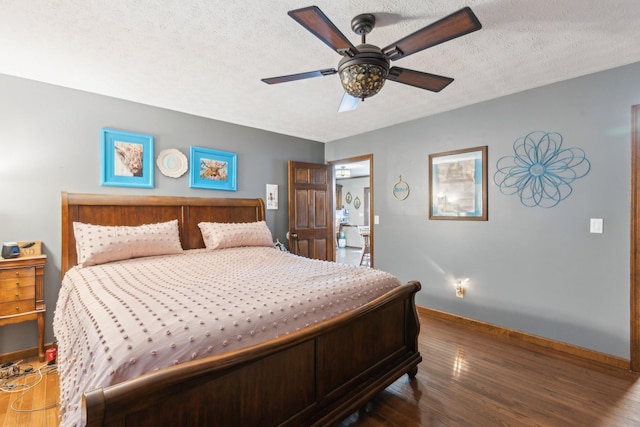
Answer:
top-left (15, 306), bottom-right (19, 311)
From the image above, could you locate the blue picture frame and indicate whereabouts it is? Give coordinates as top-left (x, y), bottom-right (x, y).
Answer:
top-left (189, 146), bottom-right (237, 191)
top-left (101, 128), bottom-right (154, 188)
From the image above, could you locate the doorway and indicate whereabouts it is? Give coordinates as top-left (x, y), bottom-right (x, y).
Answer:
top-left (329, 154), bottom-right (373, 268)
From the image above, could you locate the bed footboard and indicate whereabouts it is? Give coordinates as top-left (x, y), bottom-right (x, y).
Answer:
top-left (83, 281), bottom-right (422, 427)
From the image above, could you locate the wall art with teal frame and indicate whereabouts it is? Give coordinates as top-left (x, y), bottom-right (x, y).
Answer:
top-left (429, 146), bottom-right (488, 220)
top-left (101, 128), bottom-right (154, 188)
top-left (189, 146), bottom-right (237, 191)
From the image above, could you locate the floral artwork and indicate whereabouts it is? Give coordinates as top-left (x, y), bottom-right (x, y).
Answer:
top-left (494, 131), bottom-right (590, 208)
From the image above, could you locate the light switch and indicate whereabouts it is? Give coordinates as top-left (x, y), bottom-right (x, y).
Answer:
top-left (590, 218), bottom-right (603, 234)
top-left (374, 215), bottom-right (380, 225)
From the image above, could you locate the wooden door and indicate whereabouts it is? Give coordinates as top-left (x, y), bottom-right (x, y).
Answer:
top-left (288, 161), bottom-right (334, 261)
top-left (631, 104), bottom-right (640, 372)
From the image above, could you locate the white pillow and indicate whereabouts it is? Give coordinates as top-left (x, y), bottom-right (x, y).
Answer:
top-left (73, 220), bottom-right (183, 267)
top-left (198, 221), bottom-right (274, 250)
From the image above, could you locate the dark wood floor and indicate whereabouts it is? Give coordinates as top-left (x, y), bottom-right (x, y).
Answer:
top-left (339, 312), bottom-right (640, 427)
top-left (2, 312), bottom-right (640, 426)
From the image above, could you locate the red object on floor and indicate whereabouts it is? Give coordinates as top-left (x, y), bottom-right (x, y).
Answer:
top-left (46, 347), bottom-right (56, 365)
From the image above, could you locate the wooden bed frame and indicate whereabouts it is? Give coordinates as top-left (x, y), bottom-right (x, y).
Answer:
top-left (61, 192), bottom-right (422, 427)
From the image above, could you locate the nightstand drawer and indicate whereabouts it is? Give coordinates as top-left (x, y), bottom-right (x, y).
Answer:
top-left (0, 267), bottom-right (34, 280)
top-left (0, 300), bottom-right (35, 316)
top-left (0, 255), bottom-right (46, 361)
top-left (0, 286), bottom-right (35, 302)
top-left (0, 275), bottom-right (35, 289)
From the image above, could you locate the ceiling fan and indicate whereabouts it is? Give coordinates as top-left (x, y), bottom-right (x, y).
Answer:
top-left (262, 6), bottom-right (482, 112)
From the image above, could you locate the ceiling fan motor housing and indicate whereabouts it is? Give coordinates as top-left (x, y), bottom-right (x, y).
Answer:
top-left (338, 44), bottom-right (390, 100)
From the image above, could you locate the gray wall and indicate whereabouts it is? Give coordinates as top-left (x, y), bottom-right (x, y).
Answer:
top-left (326, 61), bottom-right (640, 359)
top-left (0, 74), bottom-right (324, 354)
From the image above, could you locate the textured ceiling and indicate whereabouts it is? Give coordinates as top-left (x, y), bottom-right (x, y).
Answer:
top-left (1, 1), bottom-right (640, 143)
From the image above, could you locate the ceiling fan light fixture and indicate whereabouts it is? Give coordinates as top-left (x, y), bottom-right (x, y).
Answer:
top-left (338, 44), bottom-right (390, 100)
top-left (340, 63), bottom-right (387, 99)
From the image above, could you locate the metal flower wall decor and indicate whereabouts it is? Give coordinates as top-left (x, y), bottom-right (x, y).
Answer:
top-left (493, 131), bottom-right (590, 208)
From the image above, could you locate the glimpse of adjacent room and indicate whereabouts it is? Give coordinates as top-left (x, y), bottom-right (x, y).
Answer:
top-left (334, 159), bottom-right (371, 267)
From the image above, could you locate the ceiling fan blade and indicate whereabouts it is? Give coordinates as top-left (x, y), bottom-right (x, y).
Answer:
top-left (262, 68), bottom-right (337, 85)
top-left (387, 67), bottom-right (454, 92)
top-left (288, 6), bottom-right (358, 57)
top-left (382, 7), bottom-right (481, 61)
top-left (338, 92), bottom-right (360, 112)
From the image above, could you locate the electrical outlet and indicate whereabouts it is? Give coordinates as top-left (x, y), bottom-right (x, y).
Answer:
top-left (455, 282), bottom-right (465, 298)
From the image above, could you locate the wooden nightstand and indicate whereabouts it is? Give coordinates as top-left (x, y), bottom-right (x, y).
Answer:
top-left (0, 255), bottom-right (46, 362)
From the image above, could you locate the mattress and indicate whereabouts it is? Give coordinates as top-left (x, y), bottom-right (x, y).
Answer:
top-left (53, 247), bottom-right (402, 427)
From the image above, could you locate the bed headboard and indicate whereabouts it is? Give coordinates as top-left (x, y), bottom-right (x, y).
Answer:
top-left (61, 192), bottom-right (265, 277)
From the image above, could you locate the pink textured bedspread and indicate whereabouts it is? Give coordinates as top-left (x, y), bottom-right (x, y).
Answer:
top-left (53, 247), bottom-right (402, 427)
